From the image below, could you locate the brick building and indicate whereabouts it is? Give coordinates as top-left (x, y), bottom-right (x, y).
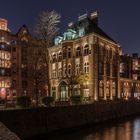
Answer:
top-left (49, 12), bottom-right (121, 101)
top-left (0, 18), bottom-right (33, 100)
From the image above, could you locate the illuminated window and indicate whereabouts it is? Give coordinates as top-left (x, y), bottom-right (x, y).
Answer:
top-left (76, 63), bottom-right (80, 74)
top-left (58, 68), bottom-right (62, 78)
top-left (1, 23), bottom-right (5, 30)
top-left (1, 52), bottom-right (5, 59)
top-left (1, 36), bottom-right (5, 42)
top-left (84, 62), bottom-right (89, 74)
top-left (106, 81), bottom-right (110, 97)
top-left (2, 81), bottom-right (5, 87)
top-left (83, 89), bottom-right (89, 97)
top-left (99, 81), bottom-right (104, 97)
top-left (52, 69), bottom-right (56, 78)
top-left (63, 64), bottom-right (66, 77)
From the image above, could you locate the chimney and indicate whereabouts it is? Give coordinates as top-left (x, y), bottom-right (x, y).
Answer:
top-left (90, 11), bottom-right (98, 25)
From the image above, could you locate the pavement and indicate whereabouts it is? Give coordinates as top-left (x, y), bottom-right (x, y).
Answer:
top-left (0, 122), bottom-right (21, 140)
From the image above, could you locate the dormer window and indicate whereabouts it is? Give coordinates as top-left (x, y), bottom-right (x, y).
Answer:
top-left (79, 27), bottom-right (85, 37)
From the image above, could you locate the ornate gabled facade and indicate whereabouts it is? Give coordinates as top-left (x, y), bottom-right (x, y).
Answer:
top-left (0, 18), bottom-right (36, 100)
top-left (49, 12), bottom-right (121, 101)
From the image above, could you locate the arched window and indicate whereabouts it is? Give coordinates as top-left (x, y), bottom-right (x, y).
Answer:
top-left (84, 62), bottom-right (89, 74)
top-left (84, 45), bottom-right (89, 55)
top-left (76, 47), bottom-right (81, 57)
top-left (67, 48), bottom-right (71, 58)
top-left (63, 48), bottom-right (67, 59)
top-left (52, 64), bottom-right (56, 78)
top-left (76, 63), bottom-right (80, 74)
top-left (68, 64), bottom-right (72, 76)
top-left (52, 54), bottom-right (57, 63)
top-left (58, 52), bottom-right (62, 61)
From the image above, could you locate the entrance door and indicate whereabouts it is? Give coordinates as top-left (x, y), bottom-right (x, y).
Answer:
top-left (59, 82), bottom-right (68, 101)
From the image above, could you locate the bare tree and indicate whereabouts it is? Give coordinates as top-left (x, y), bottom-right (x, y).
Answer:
top-left (68, 72), bottom-right (89, 97)
top-left (28, 44), bottom-right (46, 106)
top-left (34, 11), bottom-right (61, 96)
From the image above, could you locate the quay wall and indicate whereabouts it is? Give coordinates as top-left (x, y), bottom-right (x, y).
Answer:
top-left (0, 100), bottom-right (140, 139)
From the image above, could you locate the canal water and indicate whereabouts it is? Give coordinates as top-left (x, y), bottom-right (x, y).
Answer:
top-left (46, 116), bottom-right (140, 140)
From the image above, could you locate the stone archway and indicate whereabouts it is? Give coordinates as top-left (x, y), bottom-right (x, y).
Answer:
top-left (59, 81), bottom-right (68, 101)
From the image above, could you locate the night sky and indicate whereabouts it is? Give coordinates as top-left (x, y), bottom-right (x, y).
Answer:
top-left (0, 0), bottom-right (140, 54)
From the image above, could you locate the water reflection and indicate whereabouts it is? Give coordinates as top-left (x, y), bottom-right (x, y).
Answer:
top-left (46, 117), bottom-right (140, 140)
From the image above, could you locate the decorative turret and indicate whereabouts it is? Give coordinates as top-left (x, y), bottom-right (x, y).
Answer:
top-left (0, 18), bottom-right (10, 32)
top-left (0, 18), bottom-right (8, 31)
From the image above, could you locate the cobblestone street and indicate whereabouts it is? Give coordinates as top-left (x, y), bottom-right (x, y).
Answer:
top-left (0, 122), bottom-right (21, 140)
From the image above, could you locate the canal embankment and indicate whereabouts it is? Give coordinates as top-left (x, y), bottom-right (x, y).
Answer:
top-left (0, 100), bottom-right (140, 140)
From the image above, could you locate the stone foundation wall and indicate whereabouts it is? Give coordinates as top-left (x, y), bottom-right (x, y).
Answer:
top-left (0, 100), bottom-right (140, 139)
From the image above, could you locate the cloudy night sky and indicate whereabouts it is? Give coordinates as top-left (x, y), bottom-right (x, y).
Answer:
top-left (0, 0), bottom-right (140, 54)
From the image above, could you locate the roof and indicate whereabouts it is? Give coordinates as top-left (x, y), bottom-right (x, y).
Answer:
top-left (70, 16), bottom-right (117, 44)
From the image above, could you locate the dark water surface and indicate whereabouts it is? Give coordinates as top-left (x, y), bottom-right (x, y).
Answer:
top-left (45, 116), bottom-right (140, 140)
